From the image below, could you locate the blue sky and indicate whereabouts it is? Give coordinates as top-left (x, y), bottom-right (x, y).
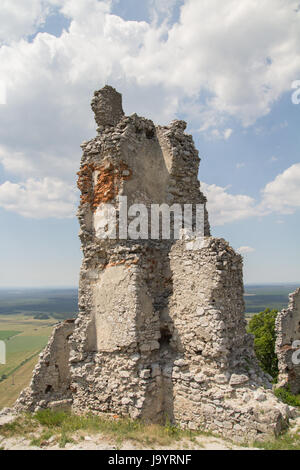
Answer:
top-left (0, 0), bottom-right (299, 287)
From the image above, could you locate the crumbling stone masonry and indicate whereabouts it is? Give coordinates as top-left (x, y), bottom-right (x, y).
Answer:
top-left (15, 86), bottom-right (294, 441)
top-left (17, 320), bottom-right (75, 411)
top-left (276, 288), bottom-right (300, 394)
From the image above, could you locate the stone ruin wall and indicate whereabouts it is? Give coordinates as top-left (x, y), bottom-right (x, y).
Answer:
top-left (15, 86), bottom-right (296, 441)
top-left (276, 288), bottom-right (300, 394)
top-left (16, 320), bottom-right (75, 412)
top-left (165, 240), bottom-right (291, 436)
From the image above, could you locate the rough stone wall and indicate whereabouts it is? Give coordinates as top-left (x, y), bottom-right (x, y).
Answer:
top-left (276, 288), bottom-right (300, 394)
top-left (91, 85), bottom-right (124, 128)
top-left (166, 239), bottom-right (291, 439)
top-left (15, 85), bottom-right (294, 441)
top-left (15, 320), bottom-right (75, 412)
top-left (68, 86), bottom-right (211, 422)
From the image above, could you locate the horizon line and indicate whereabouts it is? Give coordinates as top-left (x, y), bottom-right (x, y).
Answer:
top-left (0, 282), bottom-right (299, 289)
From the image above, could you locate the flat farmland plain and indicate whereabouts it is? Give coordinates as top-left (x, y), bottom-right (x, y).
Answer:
top-left (0, 315), bottom-right (56, 409)
top-left (0, 288), bottom-right (78, 410)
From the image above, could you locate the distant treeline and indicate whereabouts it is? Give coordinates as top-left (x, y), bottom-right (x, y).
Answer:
top-left (244, 284), bottom-right (299, 314)
top-left (244, 294), bottom-right (289, 314)
top-left (0, 285), bottom-right (298, 318)
top-left (0, 289), bottom-right (78, 319)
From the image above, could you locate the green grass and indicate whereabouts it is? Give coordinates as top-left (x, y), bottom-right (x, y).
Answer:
top-left (274, 387), bottom-right (300, 407)
top-left (34, 409), bottom-right (193, 443)
top-left (5, 335), bottom-right (49, 354)
top-left (1, 409), bottom-right (300, 450)
top-left (0, 315), bottom-right (56, 408)
top-left (0, 335), bottom-right (49, 378)
top-left (30, 430), bottom-right (54, 447)
top-left (0, 331), bottom-right (21, 340)
top-left (0, 413), bottom-right (37, 436)
top-left (58, 431), bottom-right (75, 448)
top-left (253, 431), bottom-right (300, 450)
top-left (0, 410), bottom-right (202, 448)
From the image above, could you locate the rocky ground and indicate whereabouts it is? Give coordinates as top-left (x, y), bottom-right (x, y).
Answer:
top-left (0, 411), bottom-right (254, 450)
top-left (0, 433), bottom-right (254, 451)
top-left (1, 411), bottom-right (300, 451)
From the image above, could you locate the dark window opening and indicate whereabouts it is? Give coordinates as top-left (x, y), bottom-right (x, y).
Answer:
top-left (159, 326), bottom-right (172, 347)
top-left (146, 129), bottom-right (155, 139)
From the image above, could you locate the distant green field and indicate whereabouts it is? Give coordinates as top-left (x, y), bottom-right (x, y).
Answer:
top-left (0, 333), bottom-right (50, 377)
top-left (0, 288), bottom-right (78, 319)
top-left (0, 315), bottom-right (56, 408)
top-left (5, 335), bottom-right (49, 354)
top-left (244, 283), bottom-right (299, 315)
top-left (0, 330), bottom-right (21, 340)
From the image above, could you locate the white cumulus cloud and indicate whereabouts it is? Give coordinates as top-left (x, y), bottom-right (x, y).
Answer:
top-left (0, 0), bottom-right (299, 219)
top-left (0, 0), bottom-right (44, 43)
top-left (123, 0), bottom-right (300, 127)
top-left (0, 177), bottom-right (77, 218)
top-left (201, 182), bottom-right (258, 226)
top-left (201, 162), bottom-right (300, 227)
top-left (260, 163), bottom-right (300, 214)
top-left (237, 246), bottom-right (255, 254)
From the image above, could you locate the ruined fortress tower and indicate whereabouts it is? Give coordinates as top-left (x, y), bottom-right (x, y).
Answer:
top-left (16, 86), bottom-right (293, 441)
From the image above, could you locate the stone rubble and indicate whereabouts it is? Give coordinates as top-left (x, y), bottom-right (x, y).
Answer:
top-left (14, 85), bottom-right (296, 442)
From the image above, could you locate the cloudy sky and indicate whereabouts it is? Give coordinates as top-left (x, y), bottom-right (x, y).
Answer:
top-left (0, 0), bottom-right (299, 287)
